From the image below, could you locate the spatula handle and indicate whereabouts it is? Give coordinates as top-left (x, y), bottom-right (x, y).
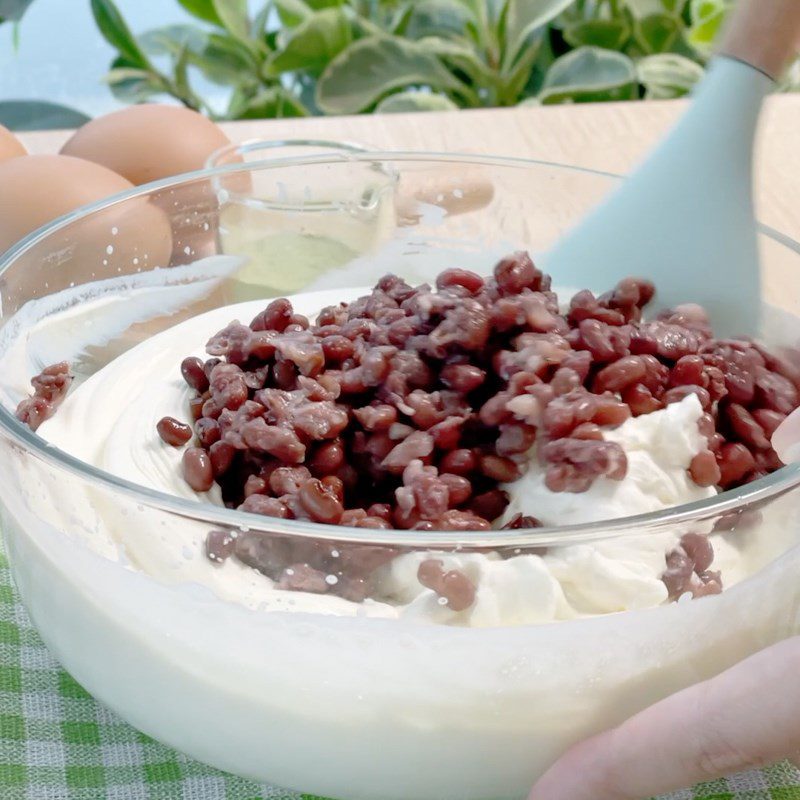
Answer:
top-left (719, 0), bottom-right (800, 80)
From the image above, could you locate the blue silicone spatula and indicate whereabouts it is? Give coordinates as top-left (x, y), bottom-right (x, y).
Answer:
top-left (544, 0), bottom-right (800, 338)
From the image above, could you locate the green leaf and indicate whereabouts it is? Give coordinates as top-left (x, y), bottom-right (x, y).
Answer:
top-left (275, 0), bottom-right (312, 27)
top-left (454, 0), bottom-right (486, 21)
top-left (539, 46), bottom-right (638, 104)
top-left (103, 57), bottom-right (167, 104)
top-left (212, 0), bottom-right (249, 41)
top-left (564, 19), bottom-right (631, 50)
top-left (403, 0), bottom-right (474, 41)
top-left (0, 100), bottom-right (90, 131)
top-left (228, 86), bottom-right (309, 119)
top-left (452, 0), bottom-right (490, 49)
top-left (173, 45), bottom-right (195, 105)
top-left (316, 35), bottom-right (462, 115)
top-left (305, 0), bottom-right (346, 8)
top-left (690, 0), bottom-right (725, 20)
top-left (633, 12), bottom-right (682, 54)
top-left (139, 24), bottom-right (207, 56)
top-left (625, 0), bottom-right (687, 17)
top-left (350, 12), bottom-right (387, 39)
top-left (268, 8), bottom-right (352, 76)
top-left (376, 90), bottom-right (459, 112)
top-left (176, 0), bottom-right (223, 27)
top-left (90, 0), bottom-right (150, 69)
top-left (190, 32), bottom-right (260, 84)
top-left (419, 36), bottom-right (497, 87)
top-left (503, 0), bottom-right (576, 70)
top-left (687, 0), bottom-right (730, 55)
top-left (0, 0), bottom-right (34, 24)
top-left (251, 2), bottom-right (272, 39)
top-left (663, 0), bottom-right (689, 14)
top-left (498, 32), bottom-right (542, 104)
top-left (637, 52), bottom-right (704, 98)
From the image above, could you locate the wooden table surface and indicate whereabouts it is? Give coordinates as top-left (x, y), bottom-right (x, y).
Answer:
top-left (18, 95), bottom-right (800, 241)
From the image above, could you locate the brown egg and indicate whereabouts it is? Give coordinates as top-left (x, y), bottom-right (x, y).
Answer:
top-left (60, 104), bottom-right (232, 185)
top-left (0, 124), bottom-right (26, 164)
top-left (61, 105), bottom-right (234, 267)
top-left (0, 155), bottom-right (172, 311)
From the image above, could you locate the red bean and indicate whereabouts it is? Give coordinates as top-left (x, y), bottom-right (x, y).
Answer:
top-left (663, 385), bottom-right (711, 410)
top-left (321, 335), bottom-right (354, 363)
top-left (436, 268), bottom-right (484, 294)
top-left (239, 496), bottom-right (292, 518)
top-left (593, 356), bottom-right (647, 393)
top-left (680, 533), bottom-right (714, 573)
top-left (669, 355), bottom-right (706, 387)
top-left (183, 447), bottom-right (214, 492)
top-left (195, 417), bottom-right (220, 447)
top-left (188, 396), bottom-right (205, 421)
top-left (592, 395), bottom-right (632, 427)
top-left (417, 559), bottom-right (476, 611)
top-left (441, 363), bottom-right (486, 393)
top-left (726, 404), bottom-right (770, 450)
top-left (181, 357), bottom-right (209, 392)
top-left (298, 479), bottom-right (344, 524)
top-left (623, 383), bottom-right (663, 416)
top-left (479, 455), bottom-right (521, 482)
top-left (157, 416), bottom-right (192, 446)
top-left (439, 473), bottom-right (472, 506)
top-left (571, 423), bottom-right (603, 440)
top-left (206, 529), bottom-right (235, 563)
top-left (250, 297), bottom-right (293, 332)
top-left (353, 404), bottom-right (397, 431)
top-left (440, 448), bottom-right (477, 476)
top-left (689, 450), bottom-right (721, 487)
top-left (209, 441), bottom-right (235, 477)
top-left (244, 475), bottom-right (268, 497)
top-left (717, 443), bottom-right (756, 488)
top-left (309, 440), bottom-right (345, 476)
top-left (366, 503), bottom-right (393, 522)
top-left (468, 489), bottom-right (509, 521)
top-left (321, 475), bottom-right (345, 503)
top-left (494, 251), bottom-right (540, 295)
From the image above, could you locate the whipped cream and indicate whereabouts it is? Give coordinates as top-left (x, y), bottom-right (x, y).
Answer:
top-left (502, 395), bottom-right (715, 526)
top-left (6, 280), bottom-right (738, 626)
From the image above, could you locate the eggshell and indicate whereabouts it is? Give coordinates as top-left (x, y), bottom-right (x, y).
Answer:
top-left (60, 104), bottom-right (232, 185)
top-left (0, 124), bottom-right (27, 164)
top-left (0, 155), bottom-right (172, 306)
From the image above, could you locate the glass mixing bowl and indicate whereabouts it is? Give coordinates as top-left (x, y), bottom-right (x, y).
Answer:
top-left (1, 153), bottom-right (800, 800)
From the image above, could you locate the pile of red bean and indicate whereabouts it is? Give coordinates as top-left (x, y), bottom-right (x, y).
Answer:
top-left (165, 252), bottom-right (799, 538)
top-left (15, 361), bottom-right (72, 432)
top-left (162, 252), bottom-right (800, 604)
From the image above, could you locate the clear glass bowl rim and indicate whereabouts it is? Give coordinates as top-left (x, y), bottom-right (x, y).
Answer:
top-left (205, 137), bottom-right (371, 169)
top-left (1, 150), bottom-right (798, 549)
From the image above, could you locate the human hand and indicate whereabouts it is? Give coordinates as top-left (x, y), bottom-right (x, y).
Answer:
top-left (528, 637), bottom-right (800, 800)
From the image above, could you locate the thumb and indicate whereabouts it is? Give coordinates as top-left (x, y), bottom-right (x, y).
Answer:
top-left (529, 637), bottom-right (800, 800)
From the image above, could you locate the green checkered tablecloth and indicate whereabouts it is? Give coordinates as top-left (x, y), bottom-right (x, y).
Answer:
top-left (2, 545), bottom-right (799, 800)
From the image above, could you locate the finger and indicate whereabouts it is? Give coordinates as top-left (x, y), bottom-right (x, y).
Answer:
top-left (529, 637), bottom-right (800, 800)
top-left (772, 407), bottom-right (800, 464)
